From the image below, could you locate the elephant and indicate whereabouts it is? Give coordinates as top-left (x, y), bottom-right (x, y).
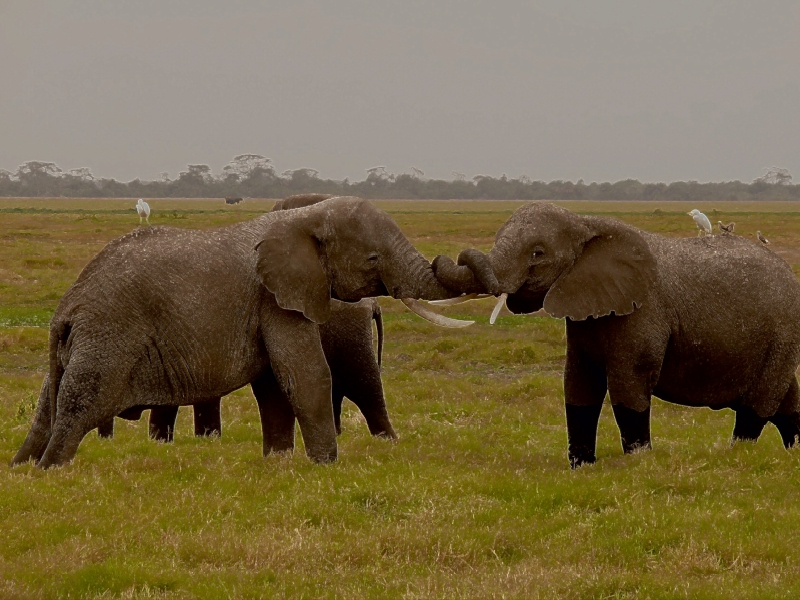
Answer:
top-left (98, 297), bottom-right (393, 444)
top-left (433, 201), bottom-right (800, 467)
top-left (96, 194), bottom-right (395, 445)
top-left (13, 196), bottom-right (462, 469)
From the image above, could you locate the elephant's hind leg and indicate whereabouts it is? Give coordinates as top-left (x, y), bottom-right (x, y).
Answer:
top-left (193, 399), bottom-right (222, 437)
top-left (97, 418), bottom-right (115, 439)
top-left (732, 405), bottom-right (768, 443)
top-left (149, 406), bottom-right (179, 442)
top-left (252, 371), bottom-right (296, 455)
top-left (769, 379), bottom-right (800, 448)
top-left (37, 361), bottom-right (125, 469)
top-left (612, 404), bottom-right (652, 454)
top-left (11, 376), bottom-right (52, 466)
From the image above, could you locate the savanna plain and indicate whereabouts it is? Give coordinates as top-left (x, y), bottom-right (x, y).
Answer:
top-left (3, 198), bottom-right (800, 599)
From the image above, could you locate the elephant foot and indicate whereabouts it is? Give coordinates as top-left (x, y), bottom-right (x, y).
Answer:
top-left (193, 399), bottom-right (222, 437)
top-left (569, 449), bottom-right (597, 469)
top-left (770, 413), bottom-right (800, 448)
top-left (566, 403), bottom-right (603, 469)
top-left (306, 444), bottom-right (338, 464)
top-left (149, 406), bottom-right (179, 443)
top-left (612, 403), bottom-right (652, 454)
top-left (373, 429), bottom-right (398, 441)
top-left (732, 406), bottom-right (768, 444)
top-left (11, 432), bottom-right (50, 467)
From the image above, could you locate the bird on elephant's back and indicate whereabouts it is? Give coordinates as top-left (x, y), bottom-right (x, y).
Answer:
top-left (433, 201), bottom-right (800, 468)
top-left (13, 196), bottom-right (467, 469)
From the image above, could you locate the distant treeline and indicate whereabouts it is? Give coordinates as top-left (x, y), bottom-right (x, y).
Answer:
top-left (1, 155), bottom-right (798, 201)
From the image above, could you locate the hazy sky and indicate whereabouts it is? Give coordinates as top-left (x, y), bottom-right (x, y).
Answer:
top-left (2, 0), bottom-right (799, 183)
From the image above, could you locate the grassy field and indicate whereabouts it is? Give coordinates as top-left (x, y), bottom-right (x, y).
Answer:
top-left (2, 198), bottom-right (800, 598)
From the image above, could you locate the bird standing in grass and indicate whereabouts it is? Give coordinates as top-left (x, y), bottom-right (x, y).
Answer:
top-left (136, 199), bottom-right (151, 226)
top-left (757, 231), bottom-right (770, 245)
top-left (718, 221), bottom-right (735, 234)
top-left (687, 209), bottom-right (712, 236)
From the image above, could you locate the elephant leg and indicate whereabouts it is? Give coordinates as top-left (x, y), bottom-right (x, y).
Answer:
top-left (37, 362), bottom-right (124, 469)
top-left (606, 359), bottom-right (658, 457)
top-left (565, 404), bottom-right (604, 469)
top-left (193, 398), bottom-right (222, 437)
top-left (262, 311), bottom-right (337, 463)
top-left (343, 377), bottom-right (396, 439)
top-left (612, 404), bottom-right (652, 454)
top-left (332, 389), bottom-right (344, 436)
top-left (149, 406), bottom-right (179, 442)
top-left (732, 405), bottom-right (768, 443)
top-left (770, 413), bottom-right (800, 448)
top-left (252, 370), bottom-right (296, 455)
top-left (97, 418), bottom-right (115, 439)
top-left (11, 376), bottom-right (52, 466)
top-left (769, 378), bottom-right (800, 448)
top-left (564, 349), bottom-right (607, 468)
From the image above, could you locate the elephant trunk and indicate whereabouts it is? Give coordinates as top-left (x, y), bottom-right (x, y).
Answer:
top-left (432, 248), bottom-right (500, 295)
top-left (390, 236), bottom-right (459, 301)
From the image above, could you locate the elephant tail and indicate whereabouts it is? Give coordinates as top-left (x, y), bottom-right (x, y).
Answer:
top-left (372, 300), bottom-right (383, 368)
top-left (48, 320), bottom-right (70, 429)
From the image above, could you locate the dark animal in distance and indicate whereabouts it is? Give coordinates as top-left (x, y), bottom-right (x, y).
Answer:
top-left (225, 197), bottom-right (243, 205)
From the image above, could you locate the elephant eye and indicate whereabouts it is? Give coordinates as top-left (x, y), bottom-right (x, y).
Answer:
top-left (531, 248), bottom-right (545, 261)
top-left (367, 252), bottom-right (379, 263)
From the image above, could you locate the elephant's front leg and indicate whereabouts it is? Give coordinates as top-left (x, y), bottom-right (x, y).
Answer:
top-left (263, 312), bottom-right (337, 463)
top-left (564, 349), bottom-right (607, 468)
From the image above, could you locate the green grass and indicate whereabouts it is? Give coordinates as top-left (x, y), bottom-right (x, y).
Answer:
top-left (2, 199), bottom-right (800, 598)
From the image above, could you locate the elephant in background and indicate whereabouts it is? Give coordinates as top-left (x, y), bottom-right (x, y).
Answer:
top-left (99, 297), bottom-right (393, 444)
top-left (14, 196), bottom-right (461, 468)
top-left (434, 202), bottom-right (800, 467)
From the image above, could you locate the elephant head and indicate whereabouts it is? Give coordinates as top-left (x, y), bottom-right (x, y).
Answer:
top-left (256, 196), bottom-right (464, 324)
top-left (433, 202), bottom-right (657, 320)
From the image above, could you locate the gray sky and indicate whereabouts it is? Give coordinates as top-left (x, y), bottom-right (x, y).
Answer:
top-left (1, 0), bottom-right (799, 183)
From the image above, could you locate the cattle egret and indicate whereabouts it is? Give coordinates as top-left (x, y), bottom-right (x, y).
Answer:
top-left (718, 221), bottom-right (735, 234)
top-left (687, 209), bottom-right (712, 236)
top-left (136, 199), bottom-right (151, 225)
top-left (757, 231), bottom-right (770, 245)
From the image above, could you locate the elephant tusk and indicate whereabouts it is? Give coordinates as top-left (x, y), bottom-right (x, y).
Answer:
top-left (428, 293), bottom-right (493, 306)
top-left (401, 298), bottom-right (475, 328)
top-left (489, 293), bottom-right (508, 325)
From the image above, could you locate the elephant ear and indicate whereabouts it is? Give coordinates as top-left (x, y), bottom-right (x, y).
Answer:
top-left (255, 218), bottom-right (331, 324)
top-left (543, 217), bottom-right (656, 321)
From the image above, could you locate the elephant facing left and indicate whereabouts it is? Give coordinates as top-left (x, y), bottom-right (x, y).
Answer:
top-left (12, 196), bottom-right (459, 469)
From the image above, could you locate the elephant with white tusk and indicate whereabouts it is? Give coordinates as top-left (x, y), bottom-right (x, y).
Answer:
top-left (13, 196), bottom-right (467, 469)
top-left (433, 201), bottom-right (800, 468)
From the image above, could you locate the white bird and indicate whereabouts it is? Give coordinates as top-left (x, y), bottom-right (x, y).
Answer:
top-left (757, 231), bottom-right (770, 245)
top-left (687, 209), bottom-right (712, 236)
top-left (136, 199), bottom-right (151, 226)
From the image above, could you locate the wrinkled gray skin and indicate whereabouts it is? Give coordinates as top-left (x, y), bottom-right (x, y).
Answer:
top-left (98, 298), bottom-right (393, 443)
top-left (434, 202), bottom-right (800, 468)
top-left (97, 194), bottom-right (394, 444)
top-left (13, 196), bottom-right (455, 468)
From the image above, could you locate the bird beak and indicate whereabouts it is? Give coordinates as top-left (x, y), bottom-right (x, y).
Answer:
top-left (686, 212), bottom-right (692, 215)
